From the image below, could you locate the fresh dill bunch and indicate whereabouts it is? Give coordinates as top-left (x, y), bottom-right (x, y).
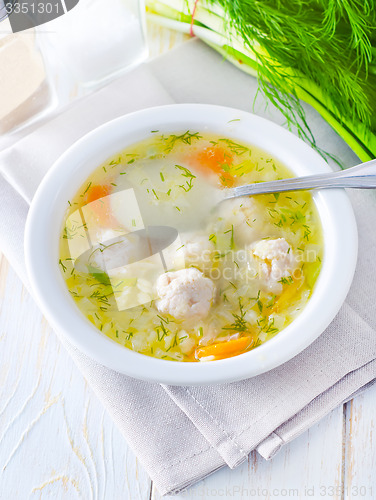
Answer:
top-left (147, 0), bottom-right (376, 160)
top-left (206, 0), bottom-right (376, 156)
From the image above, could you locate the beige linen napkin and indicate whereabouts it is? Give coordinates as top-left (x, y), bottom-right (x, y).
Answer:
top-left (1, 39), bottom-right (375, 495)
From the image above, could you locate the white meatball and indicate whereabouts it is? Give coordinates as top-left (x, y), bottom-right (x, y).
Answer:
top-left (156, 268), bottom-right (215, 320)
top-left (180, 233), bottom-right (215, 274)
top-left (216, 197), bottom-right (264, 245)
top-left (250, 238), bottom-right (297, 293)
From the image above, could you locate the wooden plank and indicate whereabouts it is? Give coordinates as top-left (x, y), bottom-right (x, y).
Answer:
top-left (0, 259), bottom-right (151, 500)
top-left (151, 407), bottom-right (344, 499)
top-left (344, 388), bottom-right (376, 500)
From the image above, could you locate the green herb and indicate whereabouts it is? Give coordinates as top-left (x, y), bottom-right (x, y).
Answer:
top-left (125, 331), bottom-right (133, 341)
top-left (258, 317), bottom-right (279, 335)
top-left (223, 298), bottom-right (249, 332)
top-left (157, 315), bottom-right (169, 324)
top-left (172, 332), bottom-right (178, 347)
top-left (59, 259), bottom-right (67, 273)
top-left (146, 0), bottom-right (376, 162)
top-left (157, 320), bottom-right (170, 342)
top-left (209, 233), bottom-right (217, 244)
top-left (175, 164), bottom-right (196, 192)
top-left (279, 276), bottom-right (294, 285)
top-left (162, 131), bottom-right (202, 153)
top-left (82, 182), bottom-right (92, 196)
top-left (218, 138), bottom-right (249, 156)
top-left (88, 266), bottom-right (112, 286)
top-left (160, 172), bottom-right (165, 181)
top-left (109, 158), bottom-right (121, 166)
top-left (303, 224), bottom-right (312, 241)
top-left (224, 224), bottom-right (234, 248)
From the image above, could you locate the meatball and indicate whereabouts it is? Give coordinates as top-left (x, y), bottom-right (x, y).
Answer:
top-left (180, 233), bottom-right (215, 274)
top-left (156, 268), bottom-right (215, 320)
top-left (250, 238), bottom-right (297, 293)
top-left (216, 197), bottom-right (265, 246)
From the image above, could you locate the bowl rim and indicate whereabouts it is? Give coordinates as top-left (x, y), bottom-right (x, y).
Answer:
top-left (25, 103), bottom-right (358, 385)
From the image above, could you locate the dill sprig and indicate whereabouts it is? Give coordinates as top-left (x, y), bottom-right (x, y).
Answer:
top-left (222, 298), bottom-right (249, 332)
top-left (162, 131), bottom-right (202, 152)
top-left (147, 0), bottom-right (376, 161)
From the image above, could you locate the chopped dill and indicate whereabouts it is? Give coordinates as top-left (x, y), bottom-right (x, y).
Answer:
top-left (160, 172), bottom-right (165, 182)
top-left (59, 259), bottom-right (67, 272)
top-left (279, 276), bottom-right (294, 285)
top-left (82, 182), bottom-right (92, 196)
top-left (172, 332), bottom-right (178, 347)
top-left (157, 320), bottom-right (170, 342)
top-left (109, 158), bottom-right (121, 166)
top-left (157, 315), bottom-right (169, 324)
top-left (163, 131), bottom-right (202, 153)
top-left (303, 224), bottom-right (311, 240)
top-left (223, 298), bottom-right (248, 332)
top-left (175, 164), bottom-right (196, 192)
top-left (179, 178), bottom-right (195, 192)
top-left (209, 233), bottom-right (217, 244)
top-left (218, 138), bottom-right (250, 156)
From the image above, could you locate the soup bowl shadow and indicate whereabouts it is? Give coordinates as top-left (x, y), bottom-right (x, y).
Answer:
top-left (25, 104), bottom-right (358, 385)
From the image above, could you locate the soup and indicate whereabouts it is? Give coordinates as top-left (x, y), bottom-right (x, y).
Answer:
top-left (59, 131), bottom-right (323, 362)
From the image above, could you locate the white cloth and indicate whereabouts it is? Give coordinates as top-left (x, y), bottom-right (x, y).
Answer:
top-left (0, 39), bottom-right (375, 495)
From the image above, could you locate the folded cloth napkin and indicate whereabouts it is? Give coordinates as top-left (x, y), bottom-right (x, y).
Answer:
top-left (1, 39), bottom-right (376, 495)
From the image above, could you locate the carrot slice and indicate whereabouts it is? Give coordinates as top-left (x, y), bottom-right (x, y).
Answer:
top-left (83, 184), bottom-right (114, 225)
top-left (270, 279), bottom-right (303, 314)
top-left (85, 184), bottom-right (112, 204)
top-left (195, 336), bottom-right (253, 360)
top-left (188, 145), bottom-right (234, 187)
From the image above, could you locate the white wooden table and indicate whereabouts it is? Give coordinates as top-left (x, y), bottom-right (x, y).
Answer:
top-left (0, 23), bottom-right (375, 500)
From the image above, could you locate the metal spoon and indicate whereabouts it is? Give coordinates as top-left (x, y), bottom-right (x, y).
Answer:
top-left (224, 158), bottom-right (376, 200)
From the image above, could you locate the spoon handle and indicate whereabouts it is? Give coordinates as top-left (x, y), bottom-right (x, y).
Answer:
top-left (226, 158), bottom-right (376, 198)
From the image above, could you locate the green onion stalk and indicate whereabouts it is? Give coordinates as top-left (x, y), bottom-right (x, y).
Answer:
top-left (146, 0), bottom-right (376, 163)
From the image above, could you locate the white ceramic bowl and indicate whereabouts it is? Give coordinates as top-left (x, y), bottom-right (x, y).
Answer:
top-left (25, 104), bottom-right (358, 385)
